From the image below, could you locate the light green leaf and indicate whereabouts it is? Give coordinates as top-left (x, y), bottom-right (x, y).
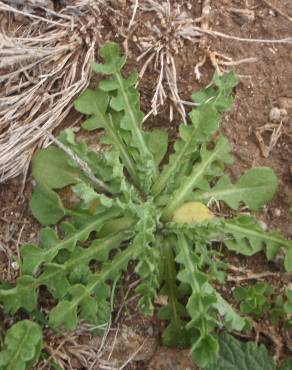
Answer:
top-left (0, 320), bottom-right (42, 370)
top-left (74, 88), bottom-right (109, 131)
top-left (21, 210), bottom-right (119, 275)
top-left (151, 103), bottom-right (220, 197)
top-left (223, 215), bottom-right (292, 260)
top-left (213, 294), bottom-right (246, 331)
top-left (32, 146), bottom-right (81, 189)
top-left (162, 136), bottom-right (233, 221)
top-left (92, 43), bottom-right (127, 74)
top-left (50, 241), bottom-right (136, 330)
top-left (192, 72), bottom-right (238, 113)
top-left (145, 129), bottom-right (168, 166)
top-left (29, 184), bottom-right (66, 225)
top-left (49, 300), bottom-right (78, 330)
top-left (0, 276), bottom-right (37, 314)
top-left (192, 167), bottom-right (278, 210)
top-left (134, 203), bottom-right (159, 315)
top-left (192, 333), bottom-right (219, 368)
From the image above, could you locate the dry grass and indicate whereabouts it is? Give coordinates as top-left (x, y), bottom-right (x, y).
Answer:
top-left (1, 0), bottom-right (292, 183)
top-left (0, 0), bottom-right (104, 183)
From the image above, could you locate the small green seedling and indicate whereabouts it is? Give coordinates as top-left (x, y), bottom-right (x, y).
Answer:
top-left (234, 283), bottom-right (273, 318)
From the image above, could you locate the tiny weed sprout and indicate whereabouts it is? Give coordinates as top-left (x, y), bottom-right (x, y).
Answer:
top-left (1, 43), bottom-right (292, 368)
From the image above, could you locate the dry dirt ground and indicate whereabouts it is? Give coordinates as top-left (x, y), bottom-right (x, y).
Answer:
top-left (1, 0), bottom-right (292, 369)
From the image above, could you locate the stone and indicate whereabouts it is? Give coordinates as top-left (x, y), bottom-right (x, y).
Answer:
top-left (269, 107), bottom-right (281, 122)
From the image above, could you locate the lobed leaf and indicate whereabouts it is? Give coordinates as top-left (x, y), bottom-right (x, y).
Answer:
top-left (49, 239), bottom-right (136, 330)
top-left (151, 103), bottom-right (220, 197)
top-left (204, 332), bottom-right (276, 370)
top-left (21, 210), bottom-right (120, 275)
top-left (162, 136), bottom-right (233, 221)
top-left (0, 320), bottom-right (42, 370)
top-left (192, 167), bottom-right (278, 211)
top-left (175, 233), bottom-right (219, 367)
top-left (191, 72), bottom-right (238, 113)
top-left (223, 215), bottom-right (292, 270)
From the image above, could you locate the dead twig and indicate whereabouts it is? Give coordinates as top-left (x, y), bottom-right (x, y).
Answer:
top-left (38, 129), bottom-right (112, 194)
top-left (119, 337), bottom-right (149, 370)
top-left (262, 0), bottom-right (292, 24)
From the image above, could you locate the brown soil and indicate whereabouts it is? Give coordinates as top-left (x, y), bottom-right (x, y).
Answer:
top-left (1, 0), bottom-right (292, 369)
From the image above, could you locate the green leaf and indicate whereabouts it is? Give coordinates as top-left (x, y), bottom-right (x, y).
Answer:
top-left (0, 320), bottom-right (42, 370)
top-left (0, 276), bottom-right (37, 314)
top-left (213, 294), bottom-right (246, 331)
top-left (192, 167), bottom-right (278, 210)
top-left (223, 215), bottom-right (292, 258)
top-left (91, 42), bottom-right (158, 192)
top-left (204, 332), bottom-right (276, 370)
top-left (49, 240), bottom-right (136, 330)
top-left (32, 146), bottom-right (81, 189)
top-left (163, 136), bottom-right (233, 221)
top-left (49, 300), bottom-right (78, 330)
top-left (161, 320), bottom-right (191, 348)
top-left (74, 87), bottom-right (140, 188)
top-left (192, 72), bottom-right (238, 113)
top-left (285, 247), bottom-right (292, 272)
top-left (29, 184), bottom-right (66, 225)
top-left (191, 333), bottom-right (219, 368)
top-left (74, 88), bottom-right (109, 130)
top-left (233, 287), bottom-right (248, 301)
top-left (21, 210), bottom-right (119, 275)
top-left (92, 42), bottom-right (127, 74)
top-left (145, 129), bottom-right (168, 166)
top-left (151, 103), bottom-right (220, 197)
top-left (175, 233), bottom-right (219, 366)
top-left (134, 203), bottom-right (159, 315)
top-left (280, 359), bottom-right (292, 370)
top-left (222, 216), bottom-right (292, 272)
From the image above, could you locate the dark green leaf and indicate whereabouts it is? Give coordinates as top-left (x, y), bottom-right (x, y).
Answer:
top-left (0, 320), bottom-right (42, 370)
top-left (32, 146), bottom-right (81, 189)
top-left (30, 184), bottom-right (66, 225)
top-left (204, 332), bottom-right (276, 370)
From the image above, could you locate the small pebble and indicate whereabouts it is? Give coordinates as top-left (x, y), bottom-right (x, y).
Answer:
top-left (147, 326), bottom-right (154, 336)
top-left (258, 220), bottom-right (268, 230)
top-left (269, 107), bottom-right (281, 122)
top-left (279, 108), bottom-right (288, 116)
top-left (11, 262), bottom-right (19, 271)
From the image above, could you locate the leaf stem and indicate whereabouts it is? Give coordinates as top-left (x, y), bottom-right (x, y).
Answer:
top-left (163, 237), bottom-right (180, 326)
top-left (224, 221), bottom-right (292, 249)
top-left (107, 115), bottom-right (141, 189)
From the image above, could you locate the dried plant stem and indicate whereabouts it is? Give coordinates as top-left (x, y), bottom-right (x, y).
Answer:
top-left (191, 25), bottom-right (292, 44)
top-left (38, 129), bottom-right (112, 193)
top-left (0, 1), bottom-right (101, 182)
top-left (262, 0), bottom-right (292, 24)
